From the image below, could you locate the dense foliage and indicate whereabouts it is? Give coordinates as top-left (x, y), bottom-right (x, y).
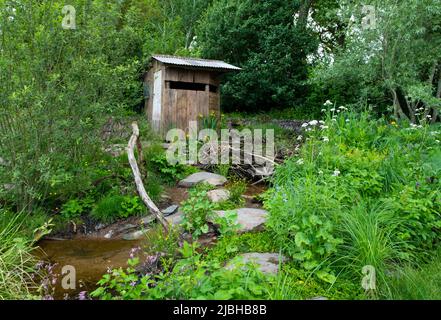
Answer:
top-left (197, 0), bottom-right (318, 112)
top-left (0, 0), bottom-right (440, 301)
top-left (264, 107), bottom-right (441, 295)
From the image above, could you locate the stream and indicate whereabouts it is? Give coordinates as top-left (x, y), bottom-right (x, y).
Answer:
top-left (35, 238), bottom-right (143, 299)
top-left (34, 183), bottom-right (267, 299)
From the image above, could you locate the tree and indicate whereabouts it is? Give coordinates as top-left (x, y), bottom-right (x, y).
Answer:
top-left (196, 0), bottom-right (318, 112)
top-left (311, 0), bottom-right (441, 122)
top-left (0, 0), bottom-right (190, 211)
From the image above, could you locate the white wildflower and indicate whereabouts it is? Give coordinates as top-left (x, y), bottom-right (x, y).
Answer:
top-left (318, 170), bottom-right (324, 175)
top-left (321, 109), bottom-right (327, 113)
top-left (330, 108), bottom-right (336, 112)
top-left (309, 120), bottom-right (318, 126)
top-left (324, 100), bottom-right (333, 106)
top-left (320, 125), bottom-right (329, 130)
top-left (323, 136), bottom-right (329, 142)
top-left (296, 159), bottom-right (304, 165)
top-left (332, 169), bottom-right (341, 177)
top-left (297, 135), bottom-right (303, 141)
top-left (301, 123), bottom-right (309, 128)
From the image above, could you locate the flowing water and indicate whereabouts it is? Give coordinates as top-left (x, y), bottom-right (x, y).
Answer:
top-left (36, 239), bottom-right (143, 299)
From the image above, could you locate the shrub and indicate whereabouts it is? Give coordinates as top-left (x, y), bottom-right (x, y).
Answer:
top-left (181, 186), bottom-right (215, 238)
top-left (60, 198), bottom-right (94, 221)
top-left (146, 144), bottom-right (199, 184)
top-left (91, 195), bottom-right (144, 224)
top-left (264, 182), bottom-right (343, 283)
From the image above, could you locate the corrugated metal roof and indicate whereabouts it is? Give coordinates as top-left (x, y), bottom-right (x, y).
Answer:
top-left (152, 55), bottom-right (241, 71)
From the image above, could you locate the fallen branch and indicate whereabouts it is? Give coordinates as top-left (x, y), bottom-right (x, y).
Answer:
top-left (127, 122), bottom-right (169, 231)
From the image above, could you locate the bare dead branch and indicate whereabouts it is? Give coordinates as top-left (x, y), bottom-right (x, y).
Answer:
top-left (127, 122), bottom-right (169, 231)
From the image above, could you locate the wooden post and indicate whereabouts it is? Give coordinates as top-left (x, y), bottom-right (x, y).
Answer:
top-left (127, 122), bottom-right (169, 231)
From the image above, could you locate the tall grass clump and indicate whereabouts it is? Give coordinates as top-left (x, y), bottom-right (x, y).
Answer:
top-left (386, 249), bottom-right (441, 300)
top-left (336, 202), bottom-right (407, 297)
top-left (0, 210), bottom-right (39, 300)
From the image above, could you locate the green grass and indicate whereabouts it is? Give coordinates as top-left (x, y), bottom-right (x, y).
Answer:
top-left (90, 195), bottom-right (126, 224)
top-left (0, 210), bottom-right (39, 300)
top-left (336, 201), bottom-right (407, 298)
top-left (386, 249), bottom-right (441, 300)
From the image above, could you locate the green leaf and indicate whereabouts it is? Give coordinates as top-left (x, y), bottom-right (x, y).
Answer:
top-left (295, 232), bottom-right (310, 247)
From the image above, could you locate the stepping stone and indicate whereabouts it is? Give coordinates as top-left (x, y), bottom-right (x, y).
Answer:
top-left (95, 223), bottom-right (107, 231)
top-left (162, 205), bottom-right (179, 216)
top-left (226, 253), bottom-right (287, 275)
top-left (207, 189), bottom-right (230, 203)
top-left (117, 224), bottom-right (137, 233)
top-left (165, 210), bottom-right (185, 226)
top-left (139, 215), bottom-right (155, 226)
top-left (104, 230), bottom-right (114, 239)
top-left (178, 172), bottom-right (227, 188)
top-left (122, 230), bottom-right (145, 241)
top-left (211, 208), bottom-right (269, 233)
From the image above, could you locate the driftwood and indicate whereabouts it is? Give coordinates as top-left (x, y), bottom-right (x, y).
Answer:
top-left (127, 122), bottom-right (169, 231)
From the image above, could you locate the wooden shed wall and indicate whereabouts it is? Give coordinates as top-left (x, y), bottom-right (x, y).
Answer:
top-left (145, 63), bottom-right (222, 136)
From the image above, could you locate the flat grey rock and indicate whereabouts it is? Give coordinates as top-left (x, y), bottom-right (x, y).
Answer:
top-left (104, 230), bottom-right (114, 239)
top-left (162, 205), bottom-right (179, 216)
top-left (165, 210), bottom-right (185, 226)
top-left (178, 172), bottom-right (227, 188)
top-left (226, 253), bottom-right (287, 275)
top-left (95, 223), bottom-right (107, 231)
top-left (211, 208), bottom-right (268, 233)
top-left (139, 215), bottom-right (155, 226)
top-left (122, 230), bottom-right (145, 241)
top-left (117, 223), bottom-right (137, 233)
top-left (207, 189), bottom-right (230, 203)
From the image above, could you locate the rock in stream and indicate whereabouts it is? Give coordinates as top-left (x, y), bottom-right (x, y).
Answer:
top-left (178, 172), bottom-right (227, 188)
